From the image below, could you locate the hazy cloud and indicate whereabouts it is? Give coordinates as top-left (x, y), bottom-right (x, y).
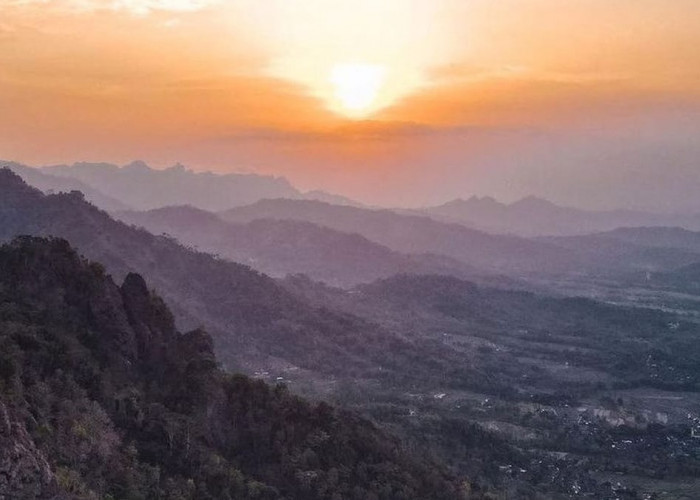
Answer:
top-left (428, 64), bottom-right (630, 86)
top-left (0, 0), bottom-right (220, 15)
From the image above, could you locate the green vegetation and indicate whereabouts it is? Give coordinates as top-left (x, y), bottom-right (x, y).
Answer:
top-left (0, 237), bottom-right (463, 500)
top-left (3, 168), bottom-right (700, 498)
top-left (284, 274), bottom-right (700, 498)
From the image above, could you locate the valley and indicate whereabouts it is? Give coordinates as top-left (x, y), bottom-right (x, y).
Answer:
top-left (4, 3), bottom-right (700, 498)
top-left (2, 164), bottom-right (700, 499)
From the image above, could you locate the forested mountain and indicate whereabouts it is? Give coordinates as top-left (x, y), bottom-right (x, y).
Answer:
top-left (0, 236), bottom-right (464, 500)
top-left (422, 196), bottom-right (700, 237)
top-left (116, 205), bottom-right (478, 287)
top-left (4, 168), bottom-right (700, 498)
top-left (220, 199), bottom-right (578, 274)
top-left (0, 168), bottom-right (401, 375)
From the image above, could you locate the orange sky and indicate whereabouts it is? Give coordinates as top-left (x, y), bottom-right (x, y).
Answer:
top-left (1, 0), bottom-right (699, 209)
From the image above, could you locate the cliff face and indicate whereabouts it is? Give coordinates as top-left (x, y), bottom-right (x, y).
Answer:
top-left (0, 237), bottom-right (462, 500)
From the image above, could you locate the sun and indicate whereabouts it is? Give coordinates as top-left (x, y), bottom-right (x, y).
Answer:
top-left (330, 63), bottom-right (387, 118)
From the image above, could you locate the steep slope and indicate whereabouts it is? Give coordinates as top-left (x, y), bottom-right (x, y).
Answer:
top-left (0, 168), bottom-right (399, 375)
top-left (43, 161), bottom-right (302, 211)
top-left (0, 236), bottom-right (463, 500)
top-left (2, 160), bottom-right (132, 212)
top-left (116, 205), bottom-right (478, 287)
top-left (220, 199), bottom-right (578, 274)
top-left (423, 196), bottom-right (700, 237)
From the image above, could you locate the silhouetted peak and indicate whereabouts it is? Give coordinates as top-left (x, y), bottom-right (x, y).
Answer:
top-left (511, 195), bottom-right (556, 210)
top-left (179, 328), bottom-right (216, 366)
top-left (167, 162), bottom-right (188, 173)
top-left (469, 195), bottom-right (503, 207)
top-left (123, 160), bottom-right (151, 172)
top-left (440, 195), bottom-right (500, 207)
top-left (121, 271), bottom-right (175, 327)
top-left (122, 272), bottom-right (149, 299)
top-left (120, 272), bottom-right (178, 368)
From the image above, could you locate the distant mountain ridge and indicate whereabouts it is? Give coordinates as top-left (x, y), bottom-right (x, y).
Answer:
top-left (0, 236), bottom-right (462, 500)
top-left (4, 159), bottom-right (363, 212)
top-left (116, 205), bottom-right (479, 287)
top-left (1, 160), bottom-right (132, 211)
top-left (422, 195), bottom-right (700, 237)
top-left (8, 159), bottom-right (699, 237)
top-left (0, 168), bottom-right (393, 375)
top-left (6, 160), bottom-right (698, 278)
top-left (42, 160), bottom-right (302, 211)
top-left (221, 198), bottom-right (700, 277)
top-left (220, 198), bottom-right (584, 274)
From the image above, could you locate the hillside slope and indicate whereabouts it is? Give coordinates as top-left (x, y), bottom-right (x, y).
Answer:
top-left (116, 205), bottom-right (478, 287)
top-left (0, 168), bottom-right (398, 375)
top-left (2, 160), bottom-right (131, 212)
top-left (0, 236), bottom-right (463, 500)
top-left (221, 199), bottom-right (578, 274)
top-left (423, 196), bottom-right (700, 237)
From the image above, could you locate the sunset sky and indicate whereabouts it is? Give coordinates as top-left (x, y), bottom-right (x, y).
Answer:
top-left (1, 0), bottom-right (699, 209)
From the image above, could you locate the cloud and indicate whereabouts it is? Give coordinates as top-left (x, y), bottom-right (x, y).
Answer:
top-left (428, 63), bottom-right (630, 86)
top-left (0, 0), bottom-right (220, 15)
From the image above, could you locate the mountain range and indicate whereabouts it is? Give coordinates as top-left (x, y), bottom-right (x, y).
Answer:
top-left (7, 161), bottom-right (700, 280)
top-left (3, 167), bottom-right (700, 497)
top-left (422, 195), bottom-right (700, 237)
top-left (9, 159), bottom-right (700, 239)
top-left (3, 160), bottom-right (363, 212)
top-left (2, 160), bottom-right (132, 212)
top-left (115, 205), bottom-right (479, 287)
top-left (220, 198), bottom-right (700, 277)
top-left (220, 199), bottom-right (580, 274)
top-left (0, 168), bottom-right (389, 376)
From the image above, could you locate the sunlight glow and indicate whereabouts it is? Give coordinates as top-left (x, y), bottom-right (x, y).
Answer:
top-left (330, 63), bottom-right (386, 117)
